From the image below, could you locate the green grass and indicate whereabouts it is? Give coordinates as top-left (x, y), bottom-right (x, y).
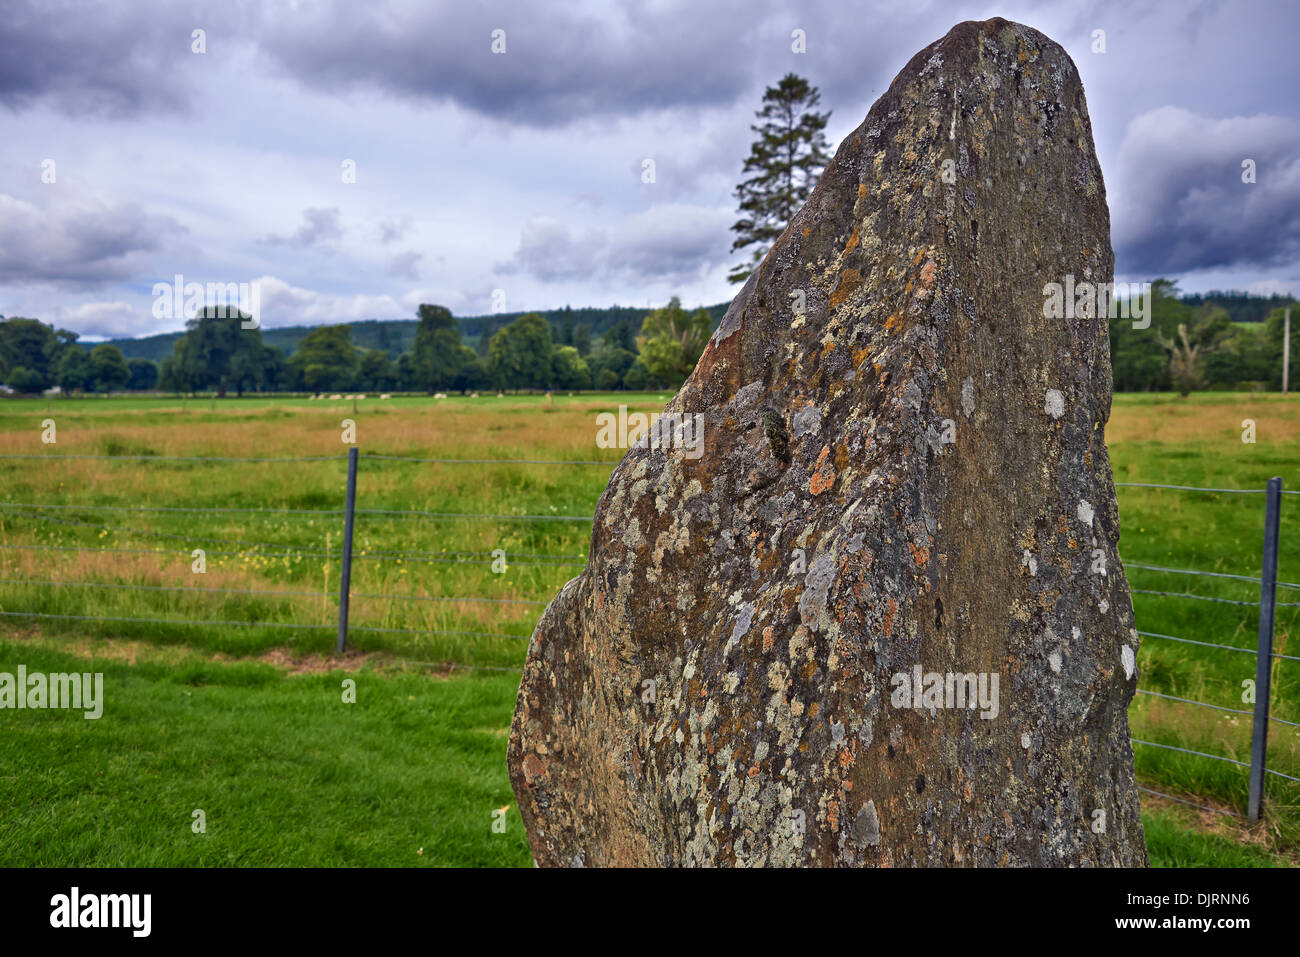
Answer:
top-left (0, 389), bottom-right (1298, 866)
top-left (0, 638), bottom-right (530, 866)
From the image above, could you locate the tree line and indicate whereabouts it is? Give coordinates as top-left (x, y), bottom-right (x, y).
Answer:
top-left (3, 282), bottom-right (1296, 397)
top-left (0, 297), bottom-right (716, 396)
top-left (1110, 280), bottom-right (1297, 394)
top-left (0, 318), bottom-right (154, 394)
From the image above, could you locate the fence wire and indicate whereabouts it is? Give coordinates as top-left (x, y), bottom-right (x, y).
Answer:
top-left (4, 455), bottom-right (1298, 810)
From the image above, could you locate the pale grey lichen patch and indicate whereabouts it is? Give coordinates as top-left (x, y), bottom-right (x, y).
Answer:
top-left (854, 800), bottom-right (881, 847)
top-left (1045, 388), bottom-right (1066, 419)
top-left (961, 376), bottom-right (975, 417)
top-left (792, 404), bottom-right (823, 439)
top-left (726, 602), bottom-right (756, 655)
top-left (799, 550), bottom-right (838, 630)
top-left (1077, 500), bottom-right (1094, 526)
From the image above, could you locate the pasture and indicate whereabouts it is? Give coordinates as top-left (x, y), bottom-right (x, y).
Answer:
top-left (0, 390), bottom-right (1296, 866)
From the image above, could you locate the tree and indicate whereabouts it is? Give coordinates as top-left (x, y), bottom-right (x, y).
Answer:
top-left (510, 314), bottom-right (554, 389)
top-left (358, 349), bottom-right (397, 391)
top-left (488, 327), bottom-right (522, 391)
top-left (451, 345), bottom-right (488, 393)
top-left (409, 304), bottom-right (464, 392)
top-left (170, 307), bottom-right (266, 396)
top-left (6, 366), bottom-right (44, 394)
top-left (623, 359), bottom-right (650, 391)
top-left (86, 344), bottom-right (129, 393)
top-left (57, 345), bottom-right (93, 393)
top-left (260, 345), bottom-right (287, 392)
top-left (488, 314), bottom-right (554, 391)
top-left (286, 325), bottom-right (359, 392)
top-left (637, 297), bottom-right (712, 386)
top-left (1161, 323), bottom-right (1204, 397)
top-left (396, 352), bottom-right (417, 391)
top-left (1109, 315), bottom-right (1168, 392)
top-left (587, 346), bottom-right (636, 390)
top-left (126, 358), bottom-right (159, 391)
top-left (729, 73), bottom-right (832, 284)
top-left (574, 323), bottom-right (592, 357)
top-left (550, 345), bottom-right (591, 390)
top-left (0, 318), bottom-right (62, 391)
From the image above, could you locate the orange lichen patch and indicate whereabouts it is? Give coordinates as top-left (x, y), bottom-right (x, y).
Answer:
top-left (827, 800), bottom-right (840, 831)
top-left (882, 597), bottom-right (898, 636)
top-left (808, 701), bottom-right (821, 718)
top-left (762, 625), bottom-right (775, 653)
top-left (919, 260), bottom-right (936, 288)
top-left (821, 338), bottom-right (837, 360)
top-left (908, 541), bottom-right (930, 567)
top-left (521, 753), bottom-right (548, 785)
top-left (1068, 538), bottom-right (1078, 549)
top-left (838, 748), bottom-right (855, 769)
top-left (810, 445), bottom-right (836, 495)
top-left (844, 227), bottom-right (860, 254)
top-left (803, 227), bottom-right (811, 238)
top-left (853, 347), bottom-right (871, 369)
top-left (834, 443), bottom-right (849, 472)
top-left (829, 268), bottom-right (862, 308)
top-left (857, 182), bottom-right (867, 201)
top-left (748, 764), bottom-right (760, 778)
top-left (913, 248), bottom-right (926, 266)
top-left (884, 313), bottom-right (903, 333)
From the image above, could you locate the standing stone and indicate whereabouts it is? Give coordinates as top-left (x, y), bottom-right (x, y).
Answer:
top-left (508, 18), bottom-right (1147, 866)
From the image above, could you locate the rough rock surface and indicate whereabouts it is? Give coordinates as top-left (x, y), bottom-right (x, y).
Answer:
top-left (508, 18), bottom-right (1147, 867)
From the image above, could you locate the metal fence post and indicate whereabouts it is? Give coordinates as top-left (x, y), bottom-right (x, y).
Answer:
top-left (1248, 476), bottom-right (1282, 821)
top-left (337, 447), bottom-right (359, 653)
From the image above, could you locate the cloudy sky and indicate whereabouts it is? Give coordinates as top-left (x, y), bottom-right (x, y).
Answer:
top-left (2, 0), bottom-right (1298, 340)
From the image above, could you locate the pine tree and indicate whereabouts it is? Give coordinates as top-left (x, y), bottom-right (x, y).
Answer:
top-left (729, 73), bottom-right (832, 284)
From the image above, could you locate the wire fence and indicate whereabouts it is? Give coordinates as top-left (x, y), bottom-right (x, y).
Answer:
top-left (1116, 475), bottom-right (1297, 820)
top-left (0, 452), bottom-right (1296, 817)
top-left (0, 450), bottom-right (604, 674)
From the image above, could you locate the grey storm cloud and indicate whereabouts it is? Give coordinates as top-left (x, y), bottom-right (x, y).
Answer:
top-left (0, 0), bottom-right (781, 126)
top-left (0, 1), bottom-right (250, 117)
top-left (496, 205), bottom-right (733, 285)
top-left (1112, 107), bottom-right (1300, 276)
top-left (0, 193), bottom-right (187, 286)
top-left (255, 1), bottom-right (761, 127)
top-left (262, 207), bottom-right (343, 248)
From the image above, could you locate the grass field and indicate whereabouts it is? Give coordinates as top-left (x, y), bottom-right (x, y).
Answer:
top-left (0, 390), bottom-right (1297, 866)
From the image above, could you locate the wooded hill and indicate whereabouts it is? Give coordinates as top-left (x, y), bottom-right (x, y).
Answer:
top-left (101, 304), bottom-right (732, 362)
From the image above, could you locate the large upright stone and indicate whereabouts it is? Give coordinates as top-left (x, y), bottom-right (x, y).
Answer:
top-left (508, 18), bottom-right (1146, 866)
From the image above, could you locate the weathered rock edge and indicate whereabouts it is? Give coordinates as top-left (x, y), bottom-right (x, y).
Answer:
top-left (508, 17), bottom-right (1147, 867)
